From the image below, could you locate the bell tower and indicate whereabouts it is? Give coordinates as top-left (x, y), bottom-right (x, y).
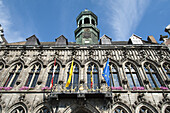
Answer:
top-left (74, 9), bottom-right (100, 44)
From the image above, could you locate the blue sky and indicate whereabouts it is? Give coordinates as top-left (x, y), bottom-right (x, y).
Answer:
top-left (0, 0), bottom-right (170, 43)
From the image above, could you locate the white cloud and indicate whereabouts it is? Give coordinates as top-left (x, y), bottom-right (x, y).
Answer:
top-left (0, 0), bottom-right (24, 43)
top-left (96, 0), bottom-right (151, 41)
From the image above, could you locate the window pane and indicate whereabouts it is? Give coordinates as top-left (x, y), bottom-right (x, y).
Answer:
top-left (113, 74), bottom-right (120, 87)
top-left (10, 73), bottom-right (19, 87)
top-left (4, 73), bottom-right (13, 87)
top-left (31, 73), bottom-right (39, 87)
top-left (127, 73), bottom-right (134, 88)
top-left (152, 74), bottom-right (161, 87)
top-left (46, 74), bottom-right (52, 87)
top-left (147, 74), bottom-right (155, 88)
top-left (25, 74), bottom-right (33, 87)
top-left (132, 74), bottom-right (140, 87)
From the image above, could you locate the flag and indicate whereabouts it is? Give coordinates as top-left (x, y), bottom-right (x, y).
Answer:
top-left (65, 59), bottom-right (74, 87)
top-left (90, 68), bottom-right (93, 89)
top-left (102, 58), bottom-right (110, 86)
top-left (50, 58), bottom-right (56, 88)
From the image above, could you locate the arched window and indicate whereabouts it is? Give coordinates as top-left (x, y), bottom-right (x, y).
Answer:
top-left (46, 64), bottom-right (60, 87)
top-left (113, 107), bottom-right (127, 113)
top-left (165, 106), bottom-right (170, 113)
top-left (11, 106), bottom-right (26, 113)
top-left (144, 62), bottom-right (162, 88)
top-left (4, 63), bottom-right (22, 87)
top-left (87, 63), bottom-right (99, 89)
top-left (163, 63), bottom-right (170, 78)
top-left (139, 106), bottom-right (153, 113)
top-left (110, 64), bottom-right (120, 87)
top-left (84, 18), bottom-right (90, 24)
top-left (79, 20), bottom-right (82, 26)
top-left (66, 63), bottom-right (79, 91)
top-left (0, 62), bottom-right (4, 71)
top-left (36, 107), bottom-right (50, 113)
top-left (125, 63), bottom-right (141, 88)
top-left (25, 63), bottom-right (41, 87)
top-left (91, 19), bottom-right (95, 26)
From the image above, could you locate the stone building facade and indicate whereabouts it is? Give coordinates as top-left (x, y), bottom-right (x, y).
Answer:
top-left (0, 10), bottom-right (170, 113)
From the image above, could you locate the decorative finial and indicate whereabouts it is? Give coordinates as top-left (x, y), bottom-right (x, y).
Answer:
top-left (85, 9), bottom-right (89, 11)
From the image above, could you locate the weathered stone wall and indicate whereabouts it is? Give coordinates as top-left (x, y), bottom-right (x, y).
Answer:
top-left (0, 44), bottom-right (169, 113)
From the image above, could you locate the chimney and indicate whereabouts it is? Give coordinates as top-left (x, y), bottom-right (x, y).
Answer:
top-left (147, 35), bottom-right (157, 43)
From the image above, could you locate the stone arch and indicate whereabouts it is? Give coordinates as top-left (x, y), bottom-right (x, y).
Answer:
top-left (111, 102), bottom-right (132, 113)
top-left (135, 102), bottom-right (158, 113)
top-left (47, 58), bottom-right (62, 69)
top-left (7, 102), bottom-right (28, 113)
top-left (33, 102), bottom-right (53, 113)
top-left (84, 17), bottom-right (90, 24)
top-left (85, 58), bottom-right (101, 68)
top-left (63, 103), bottom-right (100, 113)
top-left (122, 60), bottom-right (144, 88)
top-left (142, 60), bottom-right (165, 88)
top-left (144, 58), bottom-right (161, 67)
top-left (8, 57), bottom-right (25, 67)
top-left (161, 102), bottom-right (170, 113)
top-left (29, 58), bottom-right (44, 68)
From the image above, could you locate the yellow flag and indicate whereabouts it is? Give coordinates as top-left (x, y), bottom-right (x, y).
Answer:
top-left (65, 59), bottom-right (74, 87)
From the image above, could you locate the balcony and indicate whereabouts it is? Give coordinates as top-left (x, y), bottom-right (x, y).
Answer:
top-left (48, 83), bottom-right (112, 100)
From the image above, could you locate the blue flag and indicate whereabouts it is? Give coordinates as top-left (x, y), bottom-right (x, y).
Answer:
top-left (102, 58), bottom-right (110, 86)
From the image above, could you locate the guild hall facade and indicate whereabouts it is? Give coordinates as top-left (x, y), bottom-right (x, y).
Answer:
top-left (0, 9), bottom-right (170, 113)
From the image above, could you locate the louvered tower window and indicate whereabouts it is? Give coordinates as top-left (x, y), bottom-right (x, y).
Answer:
top-left (87, 63), bottom-right (99, 89)
top-left (46, 64), bottom-right (60, 87)
top-left (25, 63), bottom-right (41, 87)
top-left (144, 63), bottom-right (162, 88)
top-left (125, 63), bottom-right (141, 88)
top-left (66, 63), bottom-right (79, 91)
top-left (110, 64), bottom-right (120, 87)
top-left (4, 63), bottom-right (22, 87)
top-left (163, 63), bottom-right (170, 78)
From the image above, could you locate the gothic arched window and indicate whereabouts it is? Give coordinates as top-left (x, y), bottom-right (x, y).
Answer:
top-left (113, 107), bottom-right (127, 113)
top-left (87, 63), bottom-right (99, 89)
top-left (110, 64), bottom-right (120, 87)
top-left (25, 63), bottom-right (41, 87)
top-left (11, 106), bottom-right (26, 113)
top-left (163, 63), bottom-right (170, 78)
top-left (139, 106), bottom-right (153, 113)
top-left (36, 107), bottom-right (50, 113)
top-left (0, 62), bottom-right (4, 71)
top-left (46, 64), bottom-right (60, 87)
top-left (144, 62), bottom-right (162, 88)
top-left (4, 63), bottom-right (22, 87)
top-left (84, 18), bottom-right (90, 24)
top-left (66, 63), bottom-right (79, 91)
top-left (125, 63), bottom-right (141, 88)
